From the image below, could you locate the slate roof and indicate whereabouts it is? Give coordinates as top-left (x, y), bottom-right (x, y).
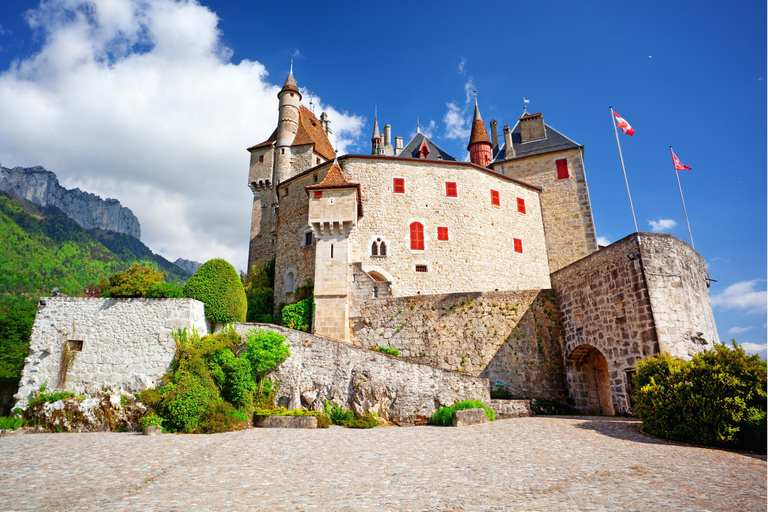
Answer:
top-left (292, 106), bottom-right (336, 160)
top-left (279, 69), bottom-right (300, 97)
top-left (492, 120), bottom-right (581, 162)
top-left (397, 133), bottom-right (457, 161)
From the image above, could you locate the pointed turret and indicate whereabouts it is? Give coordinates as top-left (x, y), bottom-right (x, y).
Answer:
top-left (275, 63), bottom-right (302, 183)
top-left (467, 92), bottom-right (493, 167)
top-left (279, 60), bottom-right (302, 99)
top-left (371, 109), bottom-right (381, 155)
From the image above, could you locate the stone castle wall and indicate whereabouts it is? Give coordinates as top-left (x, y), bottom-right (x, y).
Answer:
top-left (350, 289), bottom-right (567, 400)
top-left (226, 323), bottom-right (491, 425)
top-left (14, 298), bottom-right (207, 408)
top-left (494, 148), bottom-right (597, 272)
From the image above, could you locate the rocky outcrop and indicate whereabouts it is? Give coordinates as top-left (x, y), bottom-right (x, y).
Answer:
top-left (23, 392), bottom-right (147, 432)
top-left (0, 165), bottom-right (141, 238)
top-left (173, 258), bottom-right (202, 275)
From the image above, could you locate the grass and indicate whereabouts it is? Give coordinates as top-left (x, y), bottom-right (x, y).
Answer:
top-left (430, 400), bottom-right (496, 426)
top-left (372, 346), bottom-right (400, 356)
top-left (0, 416), bottom-right (24, 430)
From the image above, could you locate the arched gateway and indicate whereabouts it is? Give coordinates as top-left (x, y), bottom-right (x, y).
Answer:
top-left (566, 345), bottom-right (615, 416)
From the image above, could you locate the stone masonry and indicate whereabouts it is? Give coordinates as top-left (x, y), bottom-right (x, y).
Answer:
top-left (14, 298), bottom-right (207, 408)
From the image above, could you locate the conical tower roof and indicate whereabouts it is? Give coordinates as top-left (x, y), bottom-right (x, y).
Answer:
top-left (372, 116), bottom-right (380, 139)
top-left (467, 99), bottom-right (491, 150)
top-left (279, 62), bottom-right (301, 98)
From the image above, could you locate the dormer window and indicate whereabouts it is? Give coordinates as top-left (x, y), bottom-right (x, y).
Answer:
top-left (419, 140), bottom-right (430, 159)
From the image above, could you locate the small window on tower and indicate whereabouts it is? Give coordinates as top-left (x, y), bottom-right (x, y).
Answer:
top-left (371, 241), bottom-right (378, 256)
top-left (393, 177), bottom-right (405, 194)
top-left (316, 157), bottom-right (320, 165)
top-left (304, 232), bottom-right (313, 247)
top-left (556, 158), bottom-right (569, 179)
top-left (415, 265), bottom-right (428, 273)
top-left (437, 227), bottom-right (449, 241)
top-left (314, 191), bottom-right (323, 199)
top-left (517, 197), bottom-right (526, 214)
top-left (445, 182), bottom-right (457, 197)
top-left (514, 238), bottom-right (523, 253)
top-left (490, 190), bottom-right (500, 207)
top-left (259, 155), bottom-right (264, 163)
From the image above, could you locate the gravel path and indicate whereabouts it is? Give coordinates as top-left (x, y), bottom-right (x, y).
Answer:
top-left (0, 417), bottom-right (765, 511)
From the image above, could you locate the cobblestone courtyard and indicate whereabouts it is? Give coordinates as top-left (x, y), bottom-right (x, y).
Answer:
top-left (1, 417), bottom-right (765, 511)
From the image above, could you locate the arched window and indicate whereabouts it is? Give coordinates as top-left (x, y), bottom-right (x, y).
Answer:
top-left (284, 271), bottom-right (295, 294)
top-left (371, 237), bottom-right (388, 257)
top-left (410, 222), bottom-right (424, 250)
top-left (371, 241), bottom-right (378, 256)
top-left (380, 241), bottom-right (387, 256)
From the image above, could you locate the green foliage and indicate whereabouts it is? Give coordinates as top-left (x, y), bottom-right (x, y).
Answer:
top-left (0, 294), bottom-right (37, 387)
top-left (342, 412), bottom-right (380, 428)
top-left (243, 329), bottom-right (290, 375)
top-left (253, 406), bottom-right (331, 428)
top-left (430, 400), bottom-right (496, 426)
top-left (184, 259), bottom-right (247, 324)
top-left (146, 282), bottom-right (184, 298)
top-left (0, 416), bottom-right (24, 430)
top-left (198, 402), bottom-right (250, 433)
top-left (243, 260), bottom-right (275, 323)
top-left (281, 296), bottom-right (313, 332)
top-left (27, 391), bottom-right (76, 408)
top-left (633, 341), bottom-right (767, 453)
top-left (137, 412), bottom-right (163, 429)
top-left (100, 263), bottom-right (167, 297)
top-left (323, 400), bottom-right (379, 428)
top-left (157, 371), bottom-right (221, 433)
top-left (373, 346), bottom-right (400, 357)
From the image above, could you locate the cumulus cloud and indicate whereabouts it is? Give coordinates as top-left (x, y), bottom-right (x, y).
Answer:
top-left (740, 342), bottom-right (767, 358)
top-left (0, 0), bottom-right (363, 271)
top-left (596, 236), bottom-right (611, 246)
top-left (710, 280), bottom-right (767, 314)
top-left (727, 326), bottom-right (756, 334)
top-left (647, 218), bottom-right (677, 232)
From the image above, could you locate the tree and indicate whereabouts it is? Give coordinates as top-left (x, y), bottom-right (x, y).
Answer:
top-left (100, 263), bottom-right (166, 297)
top-left (183, 259), bottom-right (247, 324)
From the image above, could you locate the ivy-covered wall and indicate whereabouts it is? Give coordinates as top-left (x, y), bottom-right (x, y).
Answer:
top-left (351, 289), bottom-right (568, 400)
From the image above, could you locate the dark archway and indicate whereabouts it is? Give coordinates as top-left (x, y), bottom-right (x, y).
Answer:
top-left (567, 345), bottom-right (615, 416)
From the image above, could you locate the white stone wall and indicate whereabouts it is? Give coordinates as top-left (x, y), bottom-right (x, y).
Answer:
top-left (14, 298), bottom-right (207, 408)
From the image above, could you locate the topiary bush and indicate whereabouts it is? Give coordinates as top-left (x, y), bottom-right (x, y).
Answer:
top-left (430, 400), bottom-right (496, 426)
top-left (633, 340), bottom-right (766, 453)
top-left (183, 259), bottom-right (247, 325)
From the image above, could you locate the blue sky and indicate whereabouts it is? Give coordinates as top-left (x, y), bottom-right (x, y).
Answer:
top-left (0, 0), bottom-right (765, 355)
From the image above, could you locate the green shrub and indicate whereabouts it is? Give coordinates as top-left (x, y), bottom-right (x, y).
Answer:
top-left (146, 282), bottom-right (184, 298)
top-left (253, 407), bottom-right (331, 428)
top-left (0, 416), bottom-right (24, 430)
top-left (243, 261), bottom-right (275, 323)
top-left (373, 346), bottom-right (400, 356)
top-left (198, 402), bottom-right (250, 433)
top-left (212, 349), bottom-right (256, 409)
top-left (322, 400), bottom-right (379, 428)
top-left (157, 372), bottom-right (221, 433)
top-left (281, 296), bottom-right (313, 332)
top-left (183, 259), bottom-right (247, 324)
top-left (430, 400), bottom-right (496, 426)
top-left (137, 412), bottom-right (163, 429)
top-left (101, 263), bottom-right (166, 298)
top-left (27, 391), bottom-right (76, 408)
top-left (0, 295), bottom-right (37, 387)
top-left (243, 329), bottom-right (290, 375)
top-left (342, 412), bottom-right (380, 429)
top-left (633, 341), bottom-right (766, 453)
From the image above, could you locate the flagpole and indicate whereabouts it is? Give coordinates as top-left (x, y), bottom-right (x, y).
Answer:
top-left (610, 107), bottom-right (638, 232)
top-left (670, 146), bottom-right (695, 250)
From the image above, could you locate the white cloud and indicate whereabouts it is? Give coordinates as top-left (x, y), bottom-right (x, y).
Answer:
top-left (740, 342), bottom-right (767, 358)
top-left (407, 119), bottom-right (437, 141)
top-left (0, 0), bottom-right (363, 272)
top-left (647, 218), bottom-right (677, 232)
top-left (596, 236), bottom-right (611, 246)
top-left (710, 280), bottom-right (767, 314)
top-left (458, 57), bottom-right (466, 75)
top-left (727, 326), bottom-right (756, 334)
top-left (444, 102), bottom-right (469, 141)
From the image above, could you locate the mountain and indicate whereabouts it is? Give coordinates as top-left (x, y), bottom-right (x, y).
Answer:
top-left (173, 258), bottom-right (202, 275)
top-left (0, 190), bottom-right (191, 296)
top-left (0, 165), bottom-right (141, 238)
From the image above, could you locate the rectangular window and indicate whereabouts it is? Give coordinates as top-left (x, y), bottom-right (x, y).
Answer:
top-left (437, 227), bottom-right (449, 241)
top-left (415, 265), bottom-right (428, 273)
top-left (490, 189), bottom-right (500, 207)
top-left (259, 155), bottom-right (264, 163)
top-left (556, 158), bottom-right (569, 179)
top-left (314, 191), bottom-right (323, 199)
top-left (517, 197), bottom-right (526, 214)
top-left (393, 177), bottom-right (405, 194)
top-left (304, 232), bottom-right (313, 246)
top-left (445, 182), bottom-right (457, 197)
top-left (514, 238), bottom-right (523, 253)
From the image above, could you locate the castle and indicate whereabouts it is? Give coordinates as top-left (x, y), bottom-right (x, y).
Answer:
top-left (245, 67), bottom-right (719, 415)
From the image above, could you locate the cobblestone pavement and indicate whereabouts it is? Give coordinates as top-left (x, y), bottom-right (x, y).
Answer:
top-left (0, 417), bottom-right (765, 511)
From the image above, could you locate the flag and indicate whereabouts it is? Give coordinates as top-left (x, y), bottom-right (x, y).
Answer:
top-left (671, 150), bottom-right (692, 171)
top-left (613, 111), bottom-right (635, 136)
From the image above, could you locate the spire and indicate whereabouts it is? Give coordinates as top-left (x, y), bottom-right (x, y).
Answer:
top-left (279, 61), bottom-right (301, 98)
top-left (371, 107), bottom-right (381, 155)
top-left (416, 117), bottom-right (420, 134)
top-left (467, 90), bottom-right (492, 166)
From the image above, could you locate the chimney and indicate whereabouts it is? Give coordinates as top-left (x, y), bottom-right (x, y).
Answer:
top-left (490, 120), bottom-right (499, 157)
top-left (519, 112), bottom-right (545, 143)
top-left (395, 136), bottom-right (403, 156)
top-left (383, 124), bottom-right (391, 147)
top-left (320, 112), bottom-right (332, 136)
top-left (503, 125), bottom-right (515, 160)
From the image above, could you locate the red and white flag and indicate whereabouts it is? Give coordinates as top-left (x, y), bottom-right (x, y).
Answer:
top-left (671, 150), bottom-right (692, 171)
top-left (613, 111), bottom-right (635, 136)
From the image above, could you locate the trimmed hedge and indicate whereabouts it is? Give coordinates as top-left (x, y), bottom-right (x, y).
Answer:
top-left (183, 259), bottom-right (247, 324)
top-left (633, 341), bottom-right (766, 453)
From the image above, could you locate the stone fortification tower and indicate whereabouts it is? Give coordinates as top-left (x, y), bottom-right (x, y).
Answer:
top-left (467, 96), bottom-right (493, 167)
top-left (275, 64), bottom-right (302, 184)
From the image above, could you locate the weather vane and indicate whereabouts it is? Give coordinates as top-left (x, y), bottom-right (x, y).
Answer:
top-left (523, 97), bottom-right (530, 114)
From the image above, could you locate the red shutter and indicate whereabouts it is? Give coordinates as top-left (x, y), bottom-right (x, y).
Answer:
top-left (314, 191), bottom-right (323, 199)
top-left (556, 159), bottom-right (569, 179)
top-left (259, 155), bottom-right (264, 163)
top-left (393, 177), bottom-right (405, 194)
top-left (491, 189), bottom-right (500, 206)
top-left (437, 226), bottom-right (449, 241)
top-left (514, 238), bottom-right (523, 253)
top-left (445, 182), bottom-right (457, 197)
top-left (517, 197), bottom-right (526, 214)
top-left (410, 222), bottom-right (424, 250)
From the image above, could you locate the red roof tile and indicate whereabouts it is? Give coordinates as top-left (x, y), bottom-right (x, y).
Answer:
top-left (292, 106), bottom-right (336, 160)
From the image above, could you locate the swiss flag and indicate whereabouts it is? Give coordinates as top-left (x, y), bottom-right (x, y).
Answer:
top-left (613, 111), bottom-right (635, 136)
top-left (671, 150), bottom-right (692, 171)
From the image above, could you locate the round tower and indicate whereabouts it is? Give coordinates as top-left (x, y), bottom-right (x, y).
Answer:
top-left (275, 63), bottom-right (302, 184)
top-left (467, 93), bottom-right (493, 167)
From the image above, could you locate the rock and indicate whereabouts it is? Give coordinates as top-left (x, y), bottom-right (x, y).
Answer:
top-left (0, 165), bottom-right (141, 238)
top-left (253, 415), bottom-right (317, 429)
top-left (23, 392), bottom-right (147, 432)
top-left (452, 408), bottom-right (489, 427)
top-left (172, 258), bottom-right (202, 275)
top-left (488, 399), bottom-right (531, 419)
top-left (142, 426), bottom-right (162, 436)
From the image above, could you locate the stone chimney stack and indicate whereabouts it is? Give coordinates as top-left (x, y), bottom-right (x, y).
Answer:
top-left (395, 136), bottom-right (403, 156)
top-left (320, 112), bottom-right (332, 136)
top-left (490, 120), bottom-right (499, 157)
top-left (519, 112), bottom-right (546, 143)
top-left (503, 125), bottom-right (515, 160)
top-left (383, 124), bottom-right (391, 148)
